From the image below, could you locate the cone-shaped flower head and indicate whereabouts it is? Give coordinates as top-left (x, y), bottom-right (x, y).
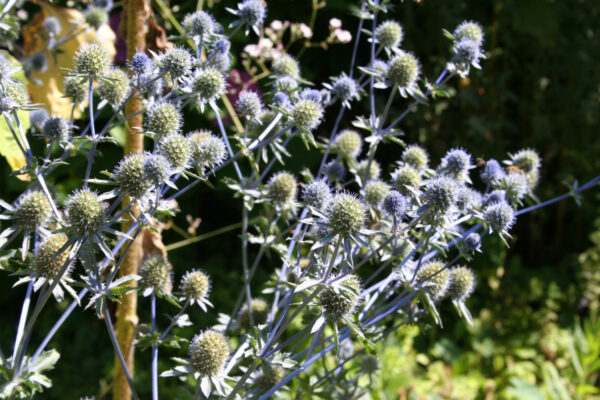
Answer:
top-left (382, 190), bottom-right (406, 220)
top-left (392, 165), bottom-right (421, 195)
top-left (325, 193), bottom-right (365, 238)
top-left (334, 129), bottom-right (362, 159)
top-left (188, 130), bottom-right (227, 171)
top-left (144, 102), bottom-right (182, 137)
top-left (157, 133), bottom-right (192, 171)
top-left (42, 117), bottom-right (71, 143)
top-left (453, 21), bottom-right (484, 45)
top-left (33, 233), bottom-right (71, 278)
top-left (319, 275), bottom-right (361, 321)
top-left (483, 201), bottom-right (515, 236)
top-left (159, 47), bottom-right (192, 81)
top-left (139, 255), bottom-right (172, 293)
top-left (14, 191), bottom-right (52, 232)
top-left (387, 51), bottom-right (420, 89)
top-left (98, 68), bottom-right (130, 106)
top-left (180, 270), bottom-right (210, 302)
top-left (302, 179), bottom-right (331, 209)
top-left (364, 180), bottom-right (390, 206)
top-left (182, 10), bottom-right (214, 38)
top-left (357, 160), bottom-right (381, 181)
top-left (448, 266), bottom-right (476, 301)
top-left (75, 43), bottom-right (109, 77)
top-left (256, 365), bottom-right (285, 391)
top-left (85, 7), bottom-right (108, 29)
top-left (268, 172), bottom-right (297, 204)
top-left (375, 20), bottom-right (403, 48)
top-left (66, 189), bottom-right (106, 235)
top-left (402, 144), bottom-right (429, 170)
top-left (114, 153), bottom-right (151, 199)
top-left (188, 330), bottom-right (229, 376)
top-left (291, 99), bottom-right (323, 130)
top-left (272, 54), bottom-right (299, 78)
top-left (415, 260), bottom-right (451, 300)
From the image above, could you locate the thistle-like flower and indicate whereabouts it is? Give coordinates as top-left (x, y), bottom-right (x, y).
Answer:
top-left (502, 172), bottom-right (529, 204)
top-left (180, 270), bottom-right (212, 309)
top-left (480, 159), bottom-right (504, 185)
top-left (66, 189), bottom-right (107, 235)
top-left (420, 176), bottom-right (458, 227)
top-left (291, 99), bottom-right (323, 131)
top-left (158, 47), bottom-right (193, 82)
top-left (415, 260), bottom-right (451, 301)
top-left (360, 355), bottom-right (380, 374)
top-left (324, 73), bottom-right (360, 107)
top-left (64, 76), bottom-right (89, 105)
top-left (268, 172), bottom-right (297, 205)
top-left (1, 80), bottom-right (31, 112)
top-left (356, 159), bottom-right (381, 181)
top-left (188, 330), bottom-right (229, 377)
top-left (508, 149), bottom-right (541, 174)
top-left (452, 21), bottom-right (484, 45)
top-left (185, 66), bottom-right (226, 110)
top-left (483, 201), bottom-right (515, 240)
top-left (325, 161), bottom-right (346, 183)
top-left (139, 255), bottom-right (172, 296)
top-left (156, 133), bottom-right (192, 172)
top-left (387, 51), bottom-right (420, 96)
top-left (463, 232), bottom-right (482, 252)
top-left (272, 54), bottom-right (300, 79)
top-left (188, 130), bottom-right (227, 172)
top-left (43, 16), bottom-right (61, 36)
top-left (255, 365), bottom-right (285, 391)
top-left (302, 179), bottom-right (332, 209)
top-left (392, 165), bottom-right (422, 196)
top-left (333, 129), bottom-right (362, 159)
top-left (238, 298), bottom-right (269, 330)
top-left (113, 153), bottom-right (152, 199)
top-left (324, 193), bottom-right (365, 239)
top-left (144, 102), bottom-right (182, 137)
top-left (182, 10), bottom-right (214, 39)
top-left (447, 38), bottom-right (485, 77)
top-left (447, 266), bottom-right (476, 301)
top-left (143, 153), bottom-right (173, 187)
top-left (129, 52), bottom-right (151, 75)
top-left (85, 7), bottom-right (108, 30)
top-left (319, 275), bottom-right (361, 321)
top-left (227, 0), bottom-right (267, 35)
top-left (74, 43), bottom-right (109, 77)
top-left (97, 68), bottom-right (130, 107)
top-left (236, 90), bottom-right (263, 121)
top-left (33, 233), bottom-right (71, 279)
top-left (437, 148), bottom-right (473, 183)
top-left (383, 190), bottom-right (406, 221)
top-left (14, 191), bottom-right (52, 232)
top-left (401, 144), bottom-right (429, 171)
top-left (375, 20), bottom-right (403, 48)
top-left (364, 180), bottom-right (390, 207)
top-left (42, 117), bottom-right (71, 145)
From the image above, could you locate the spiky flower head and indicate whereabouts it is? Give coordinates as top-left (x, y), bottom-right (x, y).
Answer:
top-left (143, 153), bottom-right (171, 186)
top-left (319, 275), bottom-right (361, 321)
top-left (334, 129), bottom-right (362, 159)
top-left (139, 255), bottom-right (172, 293)
top-left (188, 330), bottom-right (229, 377)
top-left (1, 80), bottom-right (30, 111)
top-left (464, 232), bottom-right (481, 252)
top-left (274, 76), bottom-right (298, 93)
top-left (483, 201), bottom-right (515, 236)
top-left (255, 365), bottom-right (285, 391)
top-left (33, 233), bottom-right (70, 278)
top-left (364, 180), bottom-right (390, 207)
top-left (157, 133), bottom-right (192, 171)
top-left (387, 52), bottom-right (420, 90)
top-left (159, 47), bottom-right (192, 81)
top-left (447, 266), bottom-right (476, 302)
top-left (182, 10), bottom-right (214, 38)
top-left (438, 148), bottom-right (473, 183)
top-left (451, 39), bottom-right (483, 74)
top-left (188, 130), bottom-right (227, 171)
top-left (75, 43), bottom-right (109, 77)
top-left (213, 39), bottom-right (231, 54)
top-left (481, 159), bottom-right (504, 185)
top-left (43, 16), bottom-right (61, 35)
top-left (375, 20), bottom-right (403, 48)
top-left (357, 160), bottom-right (381, 181)
top-left (180, 270), bottom-right (210, 302)
top-left (15, 191), bottom-right (52, 231)
top-left (302, 179), bottom-right (331, 209)
top-left (30, 109), bottom-right (49, 130)
top-left (415, 260), bottom-right (451, 300)
top-left (453, 21), bottom-right (484, 45)
top-left (189, 66), bottom-right (226, 106)
top-left (484, 190), bottom-right (506, 206)
top-left (291, 99), bottom-right (323, 130)
top-left (402, 145), bottom-right (429, 170)
top-left (383, 190), bottom-right (406, 220)
top-left (114, 153), bottom-right (151, 198)
top-left (456, 187), bottom-right (482, 212)
top-left (526, 169), bottom-right (540, 190)
top-left (66, 189), bottom-right (106, 235)
top-left (503, 172), bottom-right (529, 202)
top-left (64, 76), bottom-right (88, 104)
top-left (421, 176), bottom-right (458, 225)
top-left (361, 355), bottom-right (380, 374)
top-left (236, 90), bottom-right (262, 120)
top-left (268, 172), bottom-right (297, 204)
top-left (325, 193), bottom-right (365, 238)
top-left (325, 161), bottom-right (345, 182)
top-left (129, 52), bottom-right (151, 75)
top-left (392, 165), bottom-right (421, 195)
top-left (299, 88), bottom-right (328, 104)
top-left (237, 0), bottom-right (266, 27)
top-left (272, 54), bottom-right (300, 79)
top-left (329, 74), bottom-right (359, 103)
top-left (98, 68), bottom-right (130, 106)
top-left (238, 298), bottom-right (269, 330)
top-left (42, 117), bottom-right (71, 143)
top-left (85, 7), bottom-right (108, 29)
top-left (509, 149), bottom-right (541, 174)
top-left (144, 102), bottom-right (182, 137)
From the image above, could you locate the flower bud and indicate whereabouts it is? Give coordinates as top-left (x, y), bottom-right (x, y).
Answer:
top-left (182, 11), bottom-right (214, 37)
top-left (64, 76), bottom-right (89, 104)
top-left (143, 153), bottom-right (171, 186)
top-left (191, 67), bottom-right (226, 104)
top-left (438, 148), bottom-right (472, 183)
top-left (255, 365), bottom-right (285, 391)
top-left (43, 16), bottom-right (61, 35)
top-left (480, 159), bottom-right (504, 185)
top-left (360, 355), bottom-right (380, 374)
top-left (159, 47), bottom-right (192, 81)
top-left (238, 0), bottom-right (267, 27)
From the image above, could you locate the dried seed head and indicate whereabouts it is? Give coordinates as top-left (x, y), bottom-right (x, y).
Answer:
top-left (319, 275), bottom-right (361, 321)
top-left (180, 270), bottom-right (210, 302)
top-left (401, 145), bottom-right (429, 170)
top-left (144, 102), bottom-right (182, 137)
top-left (75, 43), bottom-right (109, 77)
top-left (326, 193), bottom-right (365, 238)
top-left (139, 255), bottom-right (172, 292)
top-left (114, 153), bottom-right (151, 199)
top-left (188, 330), bottom-right (229, 376)
top-left (272, 54), bottom-right (299, 78)
top-left (334, 129), bottom-right (362, 159)
top-left (65, 189), bottom-right (107, 235)
top-left (268, 172), bottom-right (297, 204)
top-left (238, 298), bottom-right (269, 330)
top-left (415, 260), bottom-right (451, 300)
top-left (15, 191), bottom-right (52, 231)
top-left (33, 233), bottom-right (71, 278)
top-left (375, 20), bottom-right (403, 48)
top-left (448, 266), bottom-right (476, 301)
top-left (157, 133), bottom-right (192, 171)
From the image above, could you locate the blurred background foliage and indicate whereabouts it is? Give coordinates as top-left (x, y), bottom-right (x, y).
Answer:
top-left (0, 0), bottom-right (599, 398)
